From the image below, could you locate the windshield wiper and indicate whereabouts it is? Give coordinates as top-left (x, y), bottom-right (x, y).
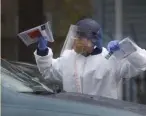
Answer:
top-left (21, 90), bottom-right (54, 95)
top-left (31, 78), bottom-right (54, 93)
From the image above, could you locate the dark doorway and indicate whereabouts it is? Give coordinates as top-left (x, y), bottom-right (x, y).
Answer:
top-left (18, 0), bottom-right (43, 63)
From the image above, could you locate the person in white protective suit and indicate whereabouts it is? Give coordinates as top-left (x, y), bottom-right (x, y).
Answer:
top-left (34, 18), bottom-right (146, 99)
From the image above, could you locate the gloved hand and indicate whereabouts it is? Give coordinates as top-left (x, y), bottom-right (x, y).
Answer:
top-left (38, 36), bottom-right (48, 50)
top-left (107, 40), bottom-right (120, 52)
top-left (37, 36), bottom-right (49, 56)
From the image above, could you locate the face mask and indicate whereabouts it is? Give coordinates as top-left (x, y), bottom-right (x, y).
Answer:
top-left (73, 38), bottom-right (94, 55)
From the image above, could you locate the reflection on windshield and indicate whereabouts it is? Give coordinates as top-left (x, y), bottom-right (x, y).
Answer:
top-left (10, 61), bottom-right (42, 79)
top-left (1, 59), bottom-right (53, 93)
top-left (1, 67), bottom-right (33, 92)
top-left (1, 60), bottom-right (39, 87)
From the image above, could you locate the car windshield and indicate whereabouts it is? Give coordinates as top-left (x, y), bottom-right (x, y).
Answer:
top-left (1, 59), bottom-right (53, 93)
top-left (1, 60), bottom-right (146, 116)
top-left (9, 61), bottom-right (42, 79)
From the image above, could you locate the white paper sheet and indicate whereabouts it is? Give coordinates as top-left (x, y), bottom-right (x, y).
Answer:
top-left (113, 37), bottom-right (137, 60)
top-left (18, 22), bottom-right (54, 46)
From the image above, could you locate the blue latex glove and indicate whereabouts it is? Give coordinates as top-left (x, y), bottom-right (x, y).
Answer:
top-left (107, 40), bottom-right (120, 52)
top-left (38, 36), bottom-right (48, 50)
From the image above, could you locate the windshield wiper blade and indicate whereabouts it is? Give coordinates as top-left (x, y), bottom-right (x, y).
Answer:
top-left (21, 90), bottom-right (54, 95)
top-left (31, 78), bottom-right (54, 93)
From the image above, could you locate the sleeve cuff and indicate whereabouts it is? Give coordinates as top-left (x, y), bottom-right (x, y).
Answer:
top-left (37, 48), bottom-right (49, 56)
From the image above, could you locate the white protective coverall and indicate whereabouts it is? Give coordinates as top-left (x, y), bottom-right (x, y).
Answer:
top-left (34, 45), bottom-right (146, 99)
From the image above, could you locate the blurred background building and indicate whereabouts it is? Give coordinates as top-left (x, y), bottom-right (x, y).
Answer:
top-left (1, 0), bottom-right (146, 104)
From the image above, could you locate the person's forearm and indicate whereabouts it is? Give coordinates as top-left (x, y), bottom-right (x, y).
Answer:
top-left (127, 48), bottom-right (146, 71)
top-left (34, 48), bottom-right (53, 75)
top-left (34, 48), bottom-right (63, 83)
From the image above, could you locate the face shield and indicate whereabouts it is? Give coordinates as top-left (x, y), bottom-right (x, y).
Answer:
top-left (60, 25), bottom-right (101, 56)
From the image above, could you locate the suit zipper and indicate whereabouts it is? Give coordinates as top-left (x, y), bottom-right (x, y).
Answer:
top-left (80, 57), bottom-right (87, 94)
